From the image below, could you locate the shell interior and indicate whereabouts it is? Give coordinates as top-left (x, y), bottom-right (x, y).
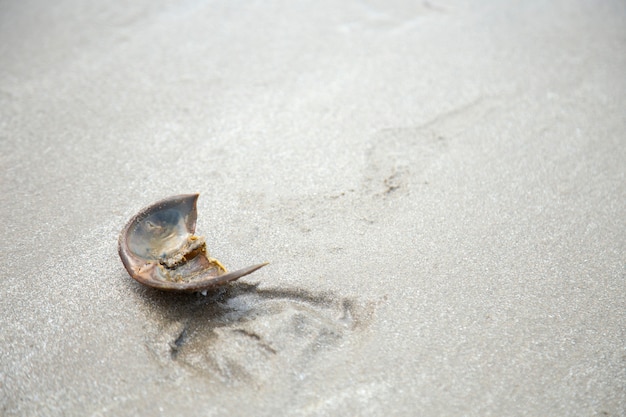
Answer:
top-left (123, 194), bottom-right (226, 284)
top-left (127, 207), bottom-right (193, 262)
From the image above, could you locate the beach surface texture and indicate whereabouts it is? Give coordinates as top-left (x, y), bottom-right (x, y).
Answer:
top-left (1, 0), bottom-right (625, 415)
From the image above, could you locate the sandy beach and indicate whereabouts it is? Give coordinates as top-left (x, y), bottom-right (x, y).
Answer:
top-left (1, 0), bottom-right (625, 415)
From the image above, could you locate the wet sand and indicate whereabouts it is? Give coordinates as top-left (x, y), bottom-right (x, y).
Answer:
top-left (1, 1), bottom-right (625, 415)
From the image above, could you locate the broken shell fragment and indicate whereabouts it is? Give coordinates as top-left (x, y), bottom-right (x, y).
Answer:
top-left (118, 194), bottom-right (268, 292)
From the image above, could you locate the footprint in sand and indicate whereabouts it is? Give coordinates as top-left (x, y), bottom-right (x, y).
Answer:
top-left (143, 283), bottom-right (370, 385)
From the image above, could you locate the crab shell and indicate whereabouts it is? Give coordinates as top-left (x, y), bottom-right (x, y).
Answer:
top-left (118, 193), bottom-right (267, 292)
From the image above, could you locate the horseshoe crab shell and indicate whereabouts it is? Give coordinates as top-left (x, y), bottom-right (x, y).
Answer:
top-left (118, 194), bottom-right (268, 292)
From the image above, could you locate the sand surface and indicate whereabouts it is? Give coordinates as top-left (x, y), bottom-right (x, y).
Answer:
top-left (1, 0), bottom-right (625, 415)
